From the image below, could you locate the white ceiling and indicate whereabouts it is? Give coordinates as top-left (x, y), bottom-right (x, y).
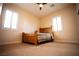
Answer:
top-left (15, 3), bottom-right (72, 18)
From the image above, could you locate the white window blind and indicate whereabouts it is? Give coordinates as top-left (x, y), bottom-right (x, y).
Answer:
top-left (0, 4), bottom-right (2, 15)
top-left (52, 16), bottom-right (62, 32)
top-left (4, 10), bottom-right (12, 28)
top-left (11, 12), bottom-right (18, 29)
top-left (4, 9), bottom-right (18, 29)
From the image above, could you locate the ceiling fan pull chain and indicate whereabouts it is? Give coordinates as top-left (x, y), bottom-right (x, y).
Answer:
top-left (40, 7), bottom-right (42, 10)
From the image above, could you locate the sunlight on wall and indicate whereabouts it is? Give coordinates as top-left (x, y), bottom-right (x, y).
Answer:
top-left (52, 16), bottom-right (62, 32)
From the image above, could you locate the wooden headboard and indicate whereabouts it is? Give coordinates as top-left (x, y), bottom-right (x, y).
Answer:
top-left (39, 27), bottom-right (52, 33)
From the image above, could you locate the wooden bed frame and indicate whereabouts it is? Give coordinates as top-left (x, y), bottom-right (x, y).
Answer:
top-left (22, 32), bottom-right (38, 45)
top-left (22, 27), bottom-right (54, 45)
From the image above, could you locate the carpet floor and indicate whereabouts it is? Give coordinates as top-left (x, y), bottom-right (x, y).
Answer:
top-left (0, 42), bottom-right (79, 56)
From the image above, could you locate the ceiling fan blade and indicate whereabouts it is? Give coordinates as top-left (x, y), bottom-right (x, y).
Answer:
top-left (36, 3), bottom-right (40, 5)
top-left (36, 3), bottom-right (47, 5)
top-left (42, 3), bottom-right (47, 5)
top-left (35, 3), bottom-right (54, 11)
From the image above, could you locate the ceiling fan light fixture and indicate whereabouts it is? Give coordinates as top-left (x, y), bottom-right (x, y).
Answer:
top-left (36, 3), bottom-right (55, 11)
top-left (39, 4), bottom-right (43, 8)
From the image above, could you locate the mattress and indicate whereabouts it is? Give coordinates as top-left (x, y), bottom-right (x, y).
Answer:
top-left (37, 33), bottom-right (52, 42)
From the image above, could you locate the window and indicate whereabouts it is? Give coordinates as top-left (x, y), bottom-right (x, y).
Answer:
top-left (52, 16), bottom-right (62, 32)
top-left (11, 12), bottom-right (18, 29)
top-left (0, 4), bottom-right (2, 15)
top-left (4, 10), bottom-right (12, 28)
top-left (4, 9), bottom-right (18, 29)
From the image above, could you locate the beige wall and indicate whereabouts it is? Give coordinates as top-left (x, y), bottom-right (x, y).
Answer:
top-left (0, 4), bottom-right (39, 45)
top-left (0, 4), bottom-right (79, 45)
top-left (76, 4), bottom-right (79, 40)
top-left (40, 4), bottom-right (79, 43)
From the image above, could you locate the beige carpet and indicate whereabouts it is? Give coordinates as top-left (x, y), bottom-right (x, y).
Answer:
top-left (0, 42), bottom-right (79, 56)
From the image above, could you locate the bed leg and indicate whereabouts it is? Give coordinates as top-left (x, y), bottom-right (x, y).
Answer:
top-left (35, 42), bottom-right (38, 45)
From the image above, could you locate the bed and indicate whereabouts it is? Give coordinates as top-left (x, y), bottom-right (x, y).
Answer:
top-left (22, 27), bottom-right (54, 45)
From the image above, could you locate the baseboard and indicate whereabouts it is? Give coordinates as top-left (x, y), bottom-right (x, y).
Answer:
top-left (0, 41), bottom-right (21, 45)
top-left (54, 40), bottom-right (79, 44)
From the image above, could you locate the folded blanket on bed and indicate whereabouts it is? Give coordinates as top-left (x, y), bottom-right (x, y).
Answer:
top-left (37, 33), bottom-right (52, 42)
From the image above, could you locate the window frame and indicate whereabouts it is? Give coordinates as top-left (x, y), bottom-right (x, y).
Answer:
top-left (52, 16), bottom-right (62, 32)
top-left (11, 11), bottom-right (18, 29)
top-left (2, 8), bottom-right (18, 30)
top-left (0, 3), bottom-right (3, 15)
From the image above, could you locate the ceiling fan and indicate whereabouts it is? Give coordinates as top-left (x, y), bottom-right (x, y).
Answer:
top-left (36, 3), bottom-right (54, 10)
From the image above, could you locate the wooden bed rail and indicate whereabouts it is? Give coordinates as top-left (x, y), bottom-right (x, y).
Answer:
top-left (22, 32), bottom-right (38, 45)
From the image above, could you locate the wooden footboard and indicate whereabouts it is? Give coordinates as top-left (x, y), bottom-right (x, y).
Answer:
top-left (22, 32), bottom-right (38, 45)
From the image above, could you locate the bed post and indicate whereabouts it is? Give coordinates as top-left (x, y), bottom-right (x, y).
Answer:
top-left (34, 30), bottom-right (38, 45)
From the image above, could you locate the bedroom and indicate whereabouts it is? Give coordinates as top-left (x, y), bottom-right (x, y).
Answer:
top-left (0, 3), bottom-right (79, 56)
